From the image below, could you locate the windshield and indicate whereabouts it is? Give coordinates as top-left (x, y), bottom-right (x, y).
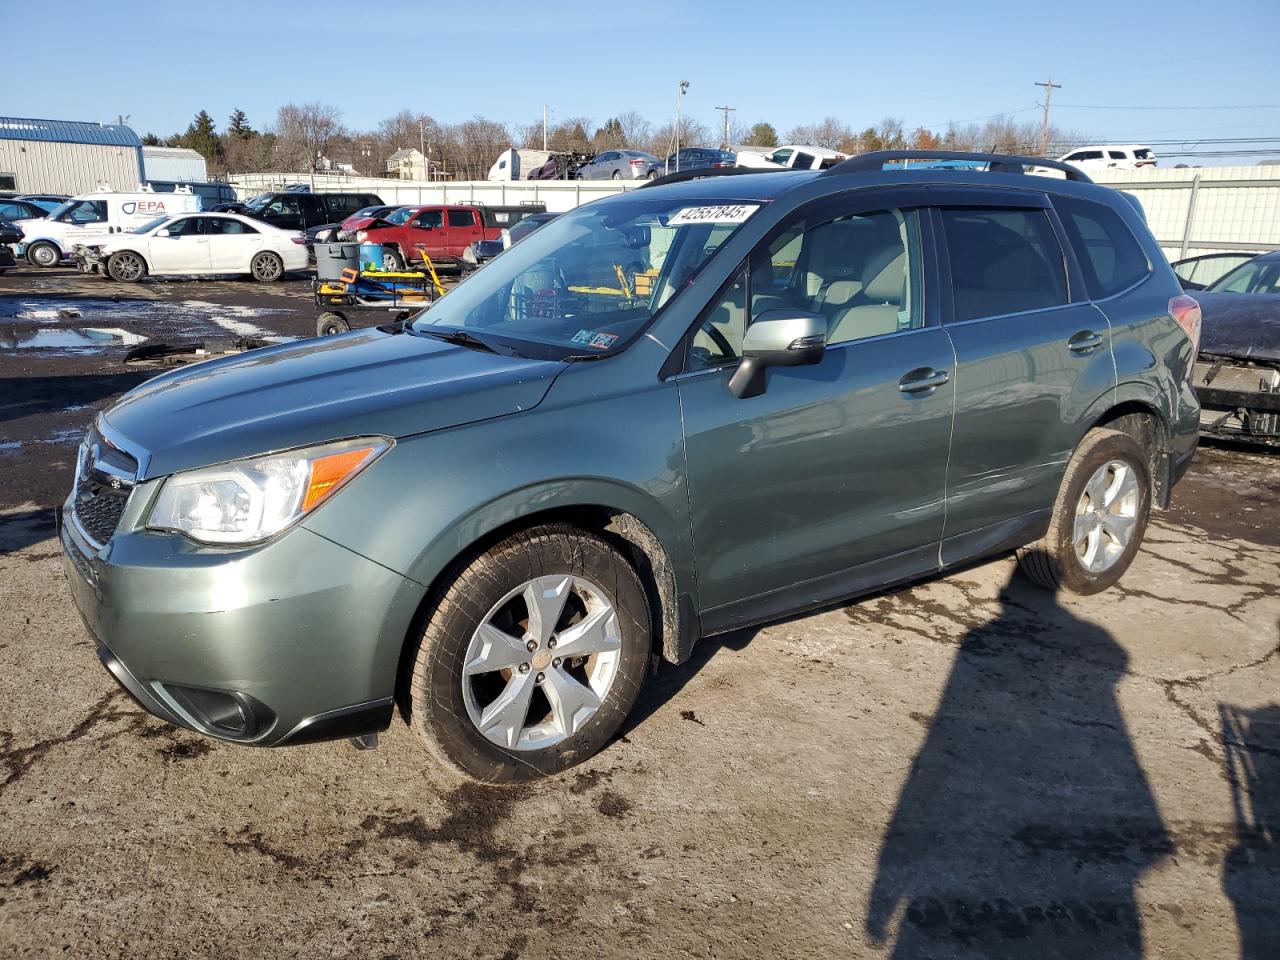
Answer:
top-left (410, 196), bottom-right (761, 360)
top-left (383, 207), bottom-right (413, 225)
top-left (244, 194), bottom-right (271, 211)
top-left (1208, 258), bottom-right (1280, 294)
top-left (46, 199), bottom-right (77, 220)
top-left (132, 216), bottom-right (172, 235)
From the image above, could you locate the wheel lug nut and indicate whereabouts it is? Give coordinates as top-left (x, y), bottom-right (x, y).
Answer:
top-left (552, 657), bottom-right (562, 668)
top-left (526, 639), bottom-right (537, 652)
top-left (518, 663), bottom-right (530, 674)
top-left (535, 672), bottom-right (545, 683)
top-left (547, 637), bottom-right (557, 649)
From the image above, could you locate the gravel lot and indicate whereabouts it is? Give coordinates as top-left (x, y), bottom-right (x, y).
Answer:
top-left (1, 265), bottom-right (1278, 959)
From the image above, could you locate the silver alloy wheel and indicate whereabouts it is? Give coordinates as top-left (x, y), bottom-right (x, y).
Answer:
top-left (1073, 459), bottom-right (1140, 573)
top-left (30, 243), bottom-right (59, 267)
top-left (111, 252), bottom-right (145, 281)
top-left (252, 252), bottom-right (282, 280)
top-left (462, 574), bottom-right (622, 751)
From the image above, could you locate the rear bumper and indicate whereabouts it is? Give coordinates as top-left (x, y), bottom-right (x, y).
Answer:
top-left (59, 504), bottom-right (422, 747)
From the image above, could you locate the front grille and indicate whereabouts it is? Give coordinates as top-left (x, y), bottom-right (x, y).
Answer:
top-left (72, 425), bottom-right (140, 548)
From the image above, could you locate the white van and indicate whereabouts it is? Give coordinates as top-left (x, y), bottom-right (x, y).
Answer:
top-left (19, 188), bottom-right (201, 267)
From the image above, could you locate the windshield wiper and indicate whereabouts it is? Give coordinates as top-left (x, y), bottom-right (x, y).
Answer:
top-left (418, 328), bottom-right (521, 356)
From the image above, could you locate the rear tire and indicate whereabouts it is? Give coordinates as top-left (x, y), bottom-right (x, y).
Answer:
top-left (316, 312), bottom-right (350, 336)
top-left (250, 251), bottom-right (283, 282)
top-left (1016, 428), bottom-right (1151, 595)
top-left (405, 524), bottom-right (651, 783)
top-left (27, 242), bottom-right (61, 268)
top-left (106, 251), bottom-right (147, 283)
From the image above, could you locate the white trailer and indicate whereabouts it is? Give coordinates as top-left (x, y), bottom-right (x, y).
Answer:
top-left (488, 148), bottom-right (553, 181)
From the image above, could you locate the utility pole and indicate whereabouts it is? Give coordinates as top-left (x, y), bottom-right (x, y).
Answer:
top-left (674, 80), bottom-right (690, 172)
top-left (543, 104), bottom-right (548, 152)
top-left (1034, 79), bottom-right (1061, 156)
top-left (419, 119), bottom-right (427, 182)
top-left (715, 105), bottom-right (736, 149)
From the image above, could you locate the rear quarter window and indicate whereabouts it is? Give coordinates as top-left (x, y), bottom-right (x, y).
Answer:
top-left (1052, 195), bottom-right (1150, 299)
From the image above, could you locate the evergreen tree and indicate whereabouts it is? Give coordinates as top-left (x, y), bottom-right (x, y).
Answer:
top-left (744, 122), bottom-right (779, 148)
top-left (227, 109), bottom-right (254, 139)
top-left (179, 110), bottom-right (222, 163)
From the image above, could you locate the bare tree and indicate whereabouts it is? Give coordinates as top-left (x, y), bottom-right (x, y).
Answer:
top-left (616, 111), bottom-right (652, 150)
top-left (647, 118), bottom-right (712, 157)
top-left (787, 116), bottom-right (853, 150)
top-left (274, 102), bottom-right (344, 172)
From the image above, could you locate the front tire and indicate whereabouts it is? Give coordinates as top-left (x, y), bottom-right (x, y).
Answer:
top-left (406, 524), bottom-right (651, 783)
top-left (106, 251), bottom-right (147, 283)
top-left (612, 170), bottom-right (623, 180)
top-left (380, 246), bottom-right (404, 271)
top-left (250, 251), bottom-right (283, 282)
top-left (1017, 427), bottom-right (1151, 595)
top-left (27, 242), bottom-right (61, 268)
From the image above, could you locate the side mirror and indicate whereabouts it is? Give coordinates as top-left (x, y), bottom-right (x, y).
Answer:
top-left (728, 310), bottom-right (827, 399)
top-left (156, 228), bottom-right (171, 238)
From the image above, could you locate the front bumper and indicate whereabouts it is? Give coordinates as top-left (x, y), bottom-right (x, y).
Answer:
top-left (59, 499), bottom-right (424, 746)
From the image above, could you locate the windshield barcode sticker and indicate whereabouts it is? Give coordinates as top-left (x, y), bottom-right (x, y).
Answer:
top-left (668, 204), bottom-right (760, 225)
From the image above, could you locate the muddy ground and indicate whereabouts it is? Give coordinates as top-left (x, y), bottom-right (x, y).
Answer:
top-left (1, 264), bottom-right (1278, 959)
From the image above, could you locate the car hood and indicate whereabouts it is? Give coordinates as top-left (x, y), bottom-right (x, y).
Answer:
top-left (1195, 291), bottom-right (1280, 364)
top-left (103, 328), bottom-right (566, 479)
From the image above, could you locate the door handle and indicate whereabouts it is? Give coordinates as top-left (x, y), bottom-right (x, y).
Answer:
top-left (1068, 331), bottom-right (1104, 353)
top-left (898, 368), bottom-right (950, 394)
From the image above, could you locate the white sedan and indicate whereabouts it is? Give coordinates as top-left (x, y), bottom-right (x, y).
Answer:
top-left (81, 212), bottom-right (308, 283)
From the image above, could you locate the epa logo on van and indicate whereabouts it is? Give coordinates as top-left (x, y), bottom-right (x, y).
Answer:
top-left (121, 200), bottom-right (167, 216)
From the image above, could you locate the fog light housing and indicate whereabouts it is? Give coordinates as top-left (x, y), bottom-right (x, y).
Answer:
top-left (164, 684), bottom-right (275, 740)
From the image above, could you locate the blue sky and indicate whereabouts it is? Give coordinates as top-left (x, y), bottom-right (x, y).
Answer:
top-left (7, 0), bottom-right (1280, 163)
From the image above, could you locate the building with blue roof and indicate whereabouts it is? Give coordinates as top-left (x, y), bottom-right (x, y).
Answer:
top-left (0, 117), bottom-right (144, 196)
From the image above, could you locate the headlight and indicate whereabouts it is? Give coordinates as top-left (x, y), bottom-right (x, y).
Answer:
top-left (147, 437), bottom-right (390, 545)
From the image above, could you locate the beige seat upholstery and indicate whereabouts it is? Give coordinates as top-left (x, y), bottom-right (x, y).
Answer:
top-left (828, 249), bottom-right (907, 343)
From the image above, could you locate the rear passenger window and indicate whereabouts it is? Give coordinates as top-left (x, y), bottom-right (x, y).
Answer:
top-left (1053, 196), bottom-right (1149, 298)
top-left (448, 210), bottom-right (475, 228)
top-left (940, 208), bottom-right (1067, 321)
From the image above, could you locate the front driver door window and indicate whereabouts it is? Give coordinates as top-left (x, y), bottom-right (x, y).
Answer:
top-left (677, 194), bottom-right (954, 623)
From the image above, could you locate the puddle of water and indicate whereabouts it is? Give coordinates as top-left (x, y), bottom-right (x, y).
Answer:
top-left (4, 327), bottom-right (147, 350)
top-left (0, 441), bottom-right (21, 452)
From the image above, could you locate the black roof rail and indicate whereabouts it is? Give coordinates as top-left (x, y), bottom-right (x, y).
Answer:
top-left (639, 166), bottom-right (792, 189)
top-left (824, 150), bottom-right (1093, 184)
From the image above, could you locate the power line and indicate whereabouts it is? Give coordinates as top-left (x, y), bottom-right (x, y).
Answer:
top-left (714, 105), bottom-right (736, 149)
top-left (1056, 103), bottom-right (1280, 111)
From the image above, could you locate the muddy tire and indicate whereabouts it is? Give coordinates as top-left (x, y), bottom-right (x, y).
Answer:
top-left (106, 251), bottom-right (147, 283)
top-left (1017, 428), bottom-right (1152, 595)
top-left (27, 242), bottom-right (61, 268)
top-left (250, 251), bottom-right (283, 282)
top-left (316, 312), bottom-right (350, 337)
top-left (405, 524), bottom-right (651, 783)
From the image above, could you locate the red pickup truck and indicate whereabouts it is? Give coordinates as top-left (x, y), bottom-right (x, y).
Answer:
top-left (356, 203), bottom-right (547, 271)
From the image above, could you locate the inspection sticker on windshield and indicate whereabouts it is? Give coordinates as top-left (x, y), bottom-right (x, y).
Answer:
top-left (572, 330), bottom-right (618, 350)
top-left (668, 204), bottom-right (760, 226)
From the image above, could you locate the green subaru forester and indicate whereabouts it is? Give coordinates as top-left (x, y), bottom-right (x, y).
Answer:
top-left (61, 151), bottom-right (1200, 782)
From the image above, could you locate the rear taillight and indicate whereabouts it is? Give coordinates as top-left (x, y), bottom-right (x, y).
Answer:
top-left (291, 236), bottom-right (306, 245)
top-left (1169, 294), bottom-right (1201, 353)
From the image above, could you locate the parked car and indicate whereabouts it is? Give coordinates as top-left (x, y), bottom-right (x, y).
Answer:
top-left (665, 147), bottom-right (736, 174)
top-left (73, 212), bottom-right (308, 283)
top-left (19, 190), bottom-right (201, 267)
top-left (460, 211), bottom-right (559, 272)
top-left (528, 152), bottom-right (592, 181)
top-left (0, 218), bottom-right (20, 273)
top-left (1059, 145), bottom-right (1157, 174)
top-left (59, 150), bottom-right (1199, 782)
top-left (241, 192), bottom-right (383, 233)
top-left (357, 203), bottom-right (547, 270)
top-left (0, 198), bottom-right (49, 223)
top-left (1190, 251), bottom-right (1280, 445)
top-left (736, 144), bottom-right (847, 171)
top-left (576, 150), bottom-right (663, 180)
top-left (17, 193), bottom-right (69, 208)
top-left (1173, 251), bottom-right (1262, 291)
